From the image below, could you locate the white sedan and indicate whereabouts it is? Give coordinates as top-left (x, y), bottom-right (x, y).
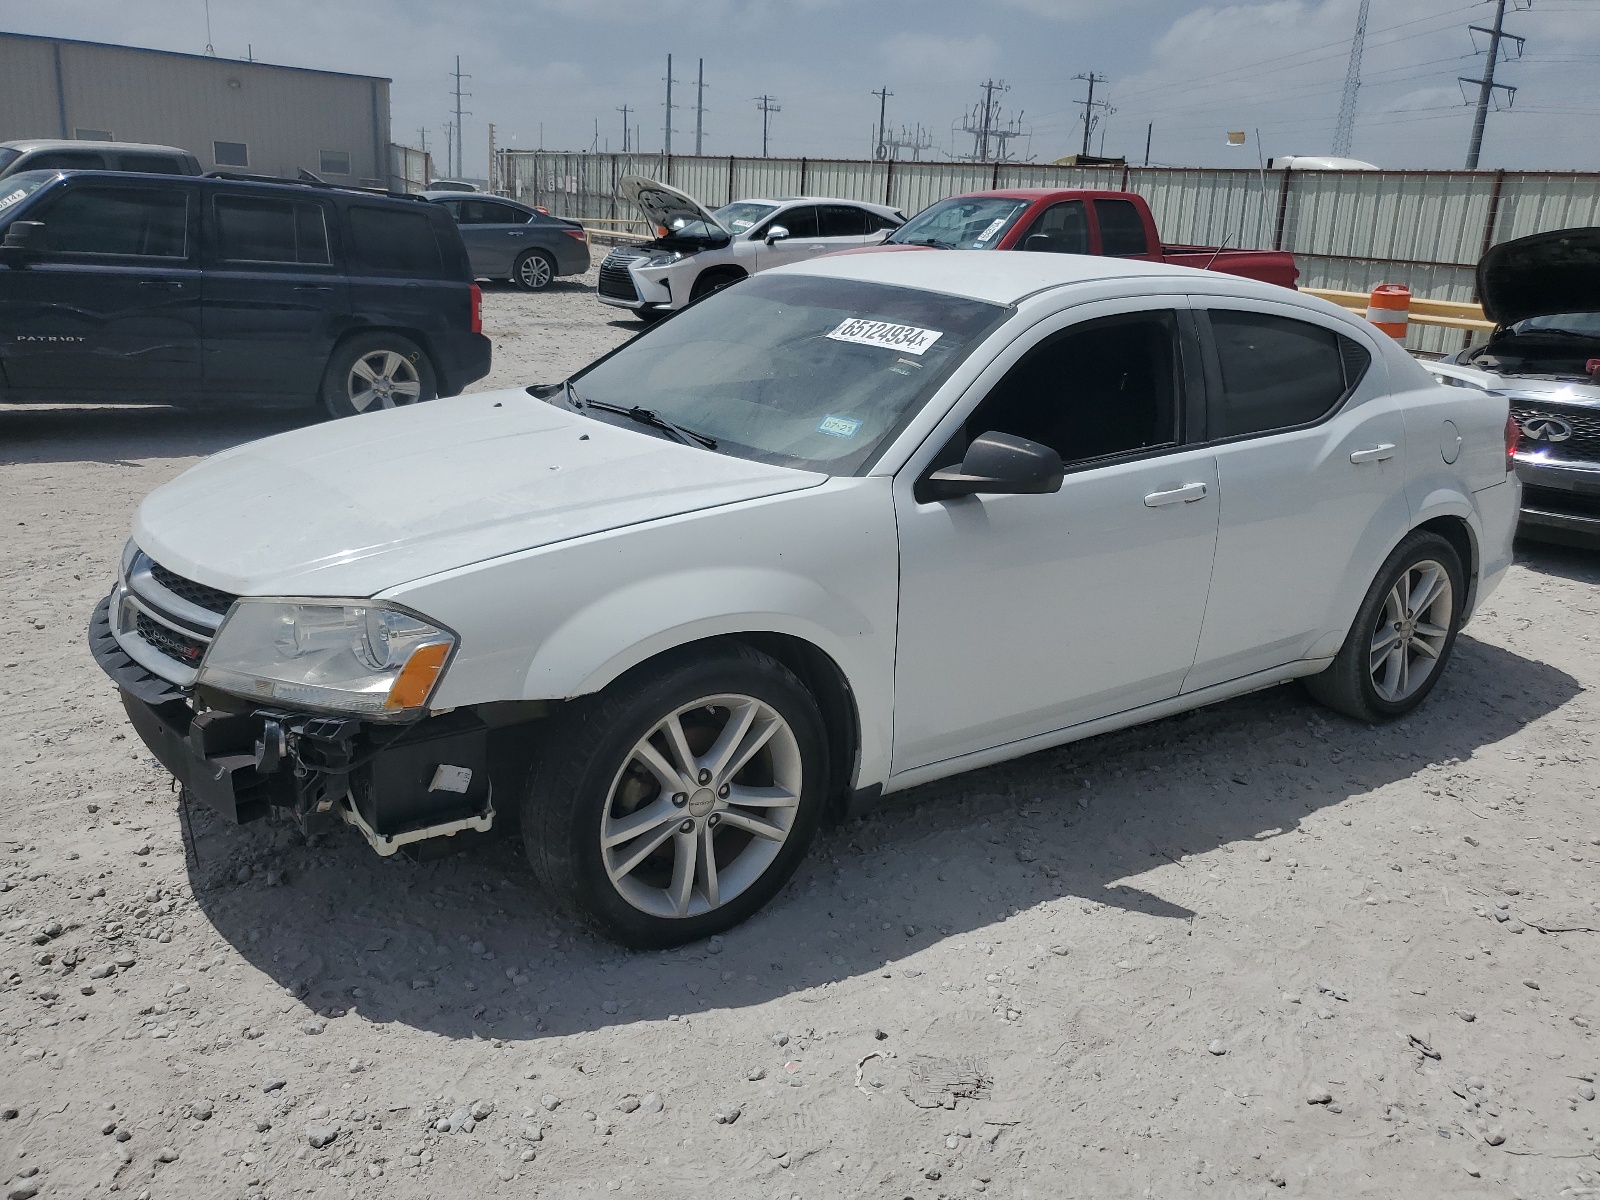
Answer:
top-left (92, 251), bottom-right (1519, 947)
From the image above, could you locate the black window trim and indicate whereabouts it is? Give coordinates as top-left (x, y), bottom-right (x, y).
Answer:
top-left (34, 179), bottom-right (196, 262)
top-left (208, 191), bottom-right (338, 269)
top-left (1190, 303), bottom-right (1375, 449)
top-left (912, 306), bottom-right (1204, 503)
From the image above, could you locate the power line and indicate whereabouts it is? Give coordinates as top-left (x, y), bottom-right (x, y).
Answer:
top-left (755, 94), bottom-right (781, 157)
top-left (1332, 0), bottom-right (1371, 155)
top-left (1462, 0), bottom-right (1525, 168)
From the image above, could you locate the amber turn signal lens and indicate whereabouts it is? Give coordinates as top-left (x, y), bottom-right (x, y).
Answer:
top-left (384, 641), bottom-right (451, 711)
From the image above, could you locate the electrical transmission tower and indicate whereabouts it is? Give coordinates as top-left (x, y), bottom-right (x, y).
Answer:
top-left (754, 95), bottom-right (781, 157)
top-left (961, 80), bottom-right (1026, 163)
top-left (1332, 0), bottom-right (1369, 156)
top-left (884, 124), bottom-right (933, 161)
top-left (1460, 0), bottom-right (1526, 169)
top-left (450, 56), bottom-right (472, 178)
top-left (1074, 73), bottom-right (1113, 158)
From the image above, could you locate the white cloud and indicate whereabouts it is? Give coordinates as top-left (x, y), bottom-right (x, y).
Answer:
top-left (881, 32), bottom-right (999, 81)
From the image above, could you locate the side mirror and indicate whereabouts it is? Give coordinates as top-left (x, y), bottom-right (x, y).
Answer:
top-left (920, 431), bottom-right (1064, 501)
top-left (0, 220), bottom-right (44, 264)
top-left (764, 224), bottom-right (790, 246)
top-left (1022, 232), bottom-right (1053, 253)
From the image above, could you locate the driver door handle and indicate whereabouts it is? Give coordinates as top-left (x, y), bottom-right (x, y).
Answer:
top-left (1350, 443), bottom-right (1397, 464)
top-left (1144, 482), bottom-right (1209, 507)
top-left (507, 231), bottom-right (526, 237)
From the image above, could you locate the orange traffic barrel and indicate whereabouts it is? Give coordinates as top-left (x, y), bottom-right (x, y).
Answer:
top-left (1367, 284), bottom-right (1411, 339)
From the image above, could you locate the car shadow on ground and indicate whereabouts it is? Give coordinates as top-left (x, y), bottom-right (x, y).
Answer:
top-left (0, 404), bottom-right (313, 467)
top-left (1514, 537), bottom-right (1600, 585)
top-left (478, 279), bottom-right (594, 296)
top-left (173, 631), bottom-right (1578, 1043)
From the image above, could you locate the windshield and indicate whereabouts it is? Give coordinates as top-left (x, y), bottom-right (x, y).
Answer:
top-left (1511, 312), bottom-right (1600, 337)
top-left (712, 201), bottom-right (777, 236)
top-left (0, 171), bottom-right (58, 214)
top-left (887, 196), bottom-right (1033, 250)
top-left (563, 273), bottom-right (1008, 474)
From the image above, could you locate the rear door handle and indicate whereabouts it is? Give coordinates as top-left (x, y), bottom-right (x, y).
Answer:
top-left (293, 285), bottom-right (333, 293)
top-left (1349, 443), bottom-right (1397, 464)
top-left (507, 231), bottom-right (526, 238)
top-left (138, 279), bottom-right (184, 288)
top-left (1144, 483), bottom-right (1209, 507)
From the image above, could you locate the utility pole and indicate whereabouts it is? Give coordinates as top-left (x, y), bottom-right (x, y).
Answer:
top-left (443, 122), bottom-right (454, 179)
top-left (664, 54), bottom-right (676, 156)
top-left (755, 95), bottom-right (781, 157)
top-left (1332, 0), bottom-right (1370, 157)
top-left (487, 123), bottom-right (496, 192)
top-left (1143, 122), bottom-right (1152, 167)
top-left (695, 59), bottom-right (706, 156)
top-left (872, 87), bottom-right (893, 159)
top-left (418, 127), bottom-right (428, 155)
top-left (1074, 72), bottom-right (1108, 158)
top-left (1461, 0), bottom-right (1523, 170)
top-left (618, 105), bottom-right (632, 153)
top-left (450, 56), bottom-right (472, 178)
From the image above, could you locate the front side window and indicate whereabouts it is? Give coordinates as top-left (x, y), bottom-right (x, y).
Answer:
top-left (767, 205), bottom-right (817, 239)
top-left (213, 141), bottom-right (249, 168)
top-left (562, 273), bottom-right (1008, 475)
top-left (1208, 310), bottom-right (1365, 437)
top-left (817, 205), bottom-right (867, 237)
top-left (1096, 199), bottom-right (1150, 255)
top-left (38, 185), bottom-right (188, 258)
top-left (319, 150), bottom-right (352, 176)
top-left (214, 195), bottom-right (330, 265)
top-left (1017, 200), bottom-right (1088, 254)
top-left (25, 150), bottom-right (107, 171)
top-left (345, 206), bottom-right (445, 277)
top-left (952, 312), bottom-right (1181, 469)
top-left (886, 196), bottom-right (1032, 250)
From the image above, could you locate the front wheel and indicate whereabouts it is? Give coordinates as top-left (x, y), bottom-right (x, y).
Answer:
top-left (321, 334), bottom-right (437, 419)
top-left (1303, 530), bottom-right (1465, 722)
top-left (513, 250), bottom-right (557, 291)
top-left (522, 644), bottom-right (828, 948)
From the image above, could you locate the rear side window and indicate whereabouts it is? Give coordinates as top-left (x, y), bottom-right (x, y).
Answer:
top-left (118, 154), bottom-right (186, 174)
top-left (215, 195), bottom-right (331, 265)
top-left (818, 205), bottom-right (867, 237)
top-left (1208, 310), bottom-right (1367, 437)
top-left (345, 205), bottom-right (446, 277)
top-left (25, 150), bottom-right (107, 171)
top-left (1095, 199), bottom-right (1149, 255)
top-left (460, 200), bottom-right (525, 224)
top-left (39, 185), bottom-right (188, 257)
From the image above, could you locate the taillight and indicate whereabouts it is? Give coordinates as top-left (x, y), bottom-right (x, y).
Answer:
top-left (1504, 411), bottom-right (1520, 471)
top-left (1586, 356), bottom-right (1600, 383)
top-left (563, 227), bottom-right (588, 244)
top-left (469, 283), bottom-right (482, 335)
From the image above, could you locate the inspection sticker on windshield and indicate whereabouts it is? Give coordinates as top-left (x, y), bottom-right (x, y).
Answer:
top-left (817, 414), bottom-right (863, 439)
top-left (973, 216), bottom-right (1008, 244)
top-left (826, 318), bottom-right (944, 356)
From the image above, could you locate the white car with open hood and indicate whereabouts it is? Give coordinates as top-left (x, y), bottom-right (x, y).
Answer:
top-left (596, 174), bottom-right (902, 319)
top-left (92, 251), bottom-right (1519, 947)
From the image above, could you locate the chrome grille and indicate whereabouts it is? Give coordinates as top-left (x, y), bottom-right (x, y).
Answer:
top-left (598, 251), bottom-right (643, 302)
top-left (112, 550), bottom-right (236, 687)
top-left (134, 610), bottom-right (208, 666)
top-left (149, 561), bottom-right (236, 615)
top-left (1509, 401), bottom-right (1600, 462)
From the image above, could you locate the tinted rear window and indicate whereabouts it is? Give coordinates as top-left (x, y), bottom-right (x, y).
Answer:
top-left (345, 205), bottom-right (446, 277)
top-left (1095, 199), bottom-right (1149, 255)
top-left (118, 153), bottom-right (187, 174)
top-left (26, 149), bottom-right (107, 171)
top-left (215, 195), bottom-right (331, 265)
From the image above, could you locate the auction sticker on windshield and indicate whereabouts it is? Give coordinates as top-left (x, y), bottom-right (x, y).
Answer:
top-left (826, 318), bottom-right (944, 356)
top-left (973, 217), bottom-right (1008, 244)
top-left (0, 188), bottom-right (29, 212)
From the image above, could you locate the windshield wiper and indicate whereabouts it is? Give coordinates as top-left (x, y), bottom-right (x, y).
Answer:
top-left (897, 237), bottom-right (953, 249)
top-left (565, 382), bottom-right (717, 450)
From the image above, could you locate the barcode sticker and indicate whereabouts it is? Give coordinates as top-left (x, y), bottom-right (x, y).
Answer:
top-left (826, 318), bottom-right (944, 356)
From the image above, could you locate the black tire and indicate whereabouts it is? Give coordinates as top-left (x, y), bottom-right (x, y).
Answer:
top-left (522, 642), bottom-right (828, 949)
top-left (1303, 529), bottom-right (1466, 722)
top-left (320, 333), bottom-right (437, 419)
top-left (689, 268), bottom-right (745, 302)
top-left (513, 249), bottom-right (557, 291)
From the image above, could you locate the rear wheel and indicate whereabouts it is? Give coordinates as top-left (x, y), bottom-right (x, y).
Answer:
top-left (1303, 530), bottom-right (1465, 722)
top-left (321, 334), bottom-right (437, 419)
top-left (513, 250), bottom-right (557, 291)
top-left (522, 643), bottom-right (828, 948)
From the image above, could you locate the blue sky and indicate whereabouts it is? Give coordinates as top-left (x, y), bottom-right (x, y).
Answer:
top-left (9, 0), bottom-right (1600, 173)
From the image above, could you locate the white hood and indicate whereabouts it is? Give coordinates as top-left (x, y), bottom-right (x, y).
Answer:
top-left (618, 175), bottom-right (723, 234)
top-left (133, 390), bottom-right (824, 597)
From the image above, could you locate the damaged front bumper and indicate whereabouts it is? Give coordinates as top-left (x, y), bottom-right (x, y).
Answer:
top-left (90, 594), bottom-right (496, 855)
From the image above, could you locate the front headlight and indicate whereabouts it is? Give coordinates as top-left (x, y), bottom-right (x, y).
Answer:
top-left (197, 599), bottom-right (457, 721)
top-left (644, 250), bottom-right (684, 266)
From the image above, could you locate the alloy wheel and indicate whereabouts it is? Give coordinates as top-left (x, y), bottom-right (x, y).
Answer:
top-left (346, 350), bottom-right (422, 412)
top-left (1369, 558), bottom-right (1453, 703)
top-left (519, 253), bottom-right (553, 288)
top-left (599, 693), bottom-right (802, 920)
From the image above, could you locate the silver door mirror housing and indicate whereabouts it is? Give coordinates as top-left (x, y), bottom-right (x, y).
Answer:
top-left (920, 431), bottom-right (1065, 501)
top-left (764, 224), bottom-right (790, 245)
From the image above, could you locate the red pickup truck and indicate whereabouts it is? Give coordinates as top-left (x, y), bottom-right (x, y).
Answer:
top-left (878, 188), bottom-right (1298, 288)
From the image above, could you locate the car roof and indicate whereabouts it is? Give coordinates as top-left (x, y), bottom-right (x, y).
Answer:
top-left (1, 139), bottom-right (192, 155)
top-left (32, 169), bottom-right (434, 208)
top-left (751, 196), bottom-right (901, 215)
top-left (777, 247), bottom-right (1275, 307)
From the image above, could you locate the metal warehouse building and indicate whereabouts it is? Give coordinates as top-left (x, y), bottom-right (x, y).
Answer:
top-left (0, 32), bottom-right (392, 186)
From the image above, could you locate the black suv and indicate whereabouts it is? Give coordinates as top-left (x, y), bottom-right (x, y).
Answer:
top-left (0, 170), bottom-right (491, 417)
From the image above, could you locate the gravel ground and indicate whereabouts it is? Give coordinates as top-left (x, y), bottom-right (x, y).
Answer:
top-left (2, 274), bottom-right (1599, 1200)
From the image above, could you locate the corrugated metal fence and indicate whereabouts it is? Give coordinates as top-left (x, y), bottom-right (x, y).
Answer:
top-left (503, 151), bottom-right (1600, 353)
top-left (389, 143), bottom-right (433, 195)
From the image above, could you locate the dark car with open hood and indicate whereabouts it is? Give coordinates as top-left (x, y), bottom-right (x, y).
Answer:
top-left (1448, 226), bottom-right (1600, 548)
